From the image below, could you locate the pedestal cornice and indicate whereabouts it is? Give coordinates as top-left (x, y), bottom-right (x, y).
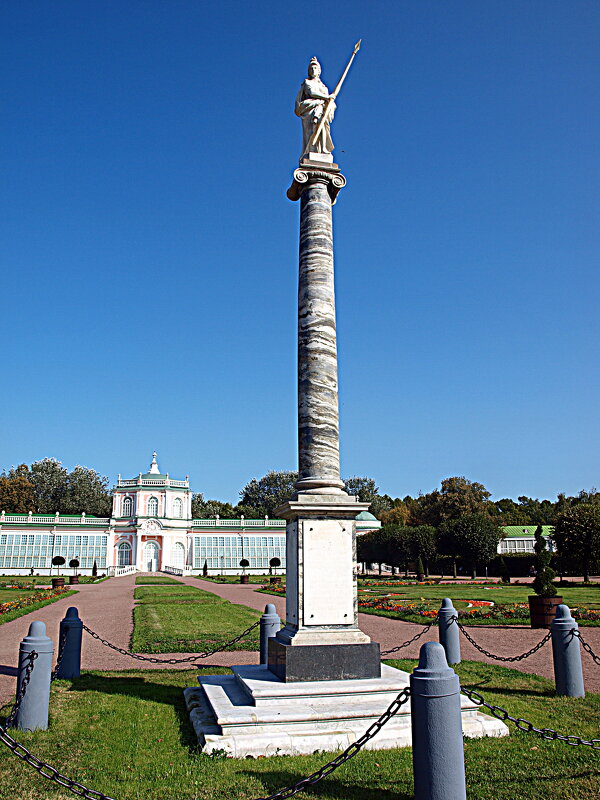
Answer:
top-left (287, 164), bottom-right (347, 204)
top-left (274, 494), bottom-right (370, 521)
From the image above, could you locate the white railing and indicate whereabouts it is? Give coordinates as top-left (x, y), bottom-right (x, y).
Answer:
top-left (191, 518), bottom-right (286, 528)
top-left (163, 565), bottom-right (192, 576)
top-left (107, 564), bottom-right (137, 577)
top-left (0, 513), bottom-right (110, 526)
top-left (117, 477), bottom-right (189, 488)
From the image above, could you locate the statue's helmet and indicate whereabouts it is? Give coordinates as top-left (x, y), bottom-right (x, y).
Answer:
top-left (308, 56), bottom-right (321, 75)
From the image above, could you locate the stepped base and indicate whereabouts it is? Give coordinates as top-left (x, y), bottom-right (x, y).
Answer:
top-left (184, 664), bottom-right (509, 757)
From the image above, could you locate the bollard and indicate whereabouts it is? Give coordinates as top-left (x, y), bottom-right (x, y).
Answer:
top-left (438, 598), bottom-right (461, 665)
top-left (410, 641), bottom-right (467, 800)
top-left (14, 621), bottom-right (54, 731)
top-left (551, 604), bottom-right (585, 698)
top-left (56, 606), bottom-right (83, 680)
top-left (260, 603), bottom-right (280, 664)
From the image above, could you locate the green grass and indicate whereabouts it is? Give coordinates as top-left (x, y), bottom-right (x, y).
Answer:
top-left (0, 577), bottom-right (52, 588)
top-left (132, 585), bottom-right (260, 653)
top-left (135, 576), bottom-right (183, 585)
top-left (0, 663), bottom-right (597, 800)
top-left (199, 574), bottom-right (284, 585)
top-left (0, 589), bottom-right (78, 625)
top-left (358, 583), bottom-right (600, 606)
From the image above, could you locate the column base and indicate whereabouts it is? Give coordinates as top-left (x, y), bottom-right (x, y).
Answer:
top-left (268, 638), bottom-right (381, 682)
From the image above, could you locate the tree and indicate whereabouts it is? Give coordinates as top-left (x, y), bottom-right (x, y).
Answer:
top-left (62, 466), bottom-right (111, 516)
top-left (531, 524), bottom-right (556, 596)
top-left (379, 524), bottom-right (411, 575)
top-left (439, 513), bottom-right (502, 579)
top-left (379, 501), bottom-right (410, 526)
top-left (191, 494), bottom-right (237, 519)
top-left (52, 555), bottom-right (66, 576)
top-left (553, 504), bottom-right (600, 582)
top-left (411, 477), bottom-right (492, 527)
top-left (29, 458), bottom-right (69, 513)
top-left (408, 525), bottom-right (437, 577)
top-left (344, 477), bottom-right (391, 518)
top-left (239, 471), bottom-right (298, 517)
top-left (0, 469), bottom-right (35, 512)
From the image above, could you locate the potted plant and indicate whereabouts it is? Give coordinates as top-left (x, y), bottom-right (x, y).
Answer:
top-left (51, 556), bottom-right (66, 589)
top-left (69, 558), bottom-right (80, 585)
top-left (239, 558), bottom-right (250, 584)
top-left (528, 525), bottom-right (561, 628)
top-left (416, 556), bottom-right (425, 582)
top-left (202, 560), bottom-right (208, 577)
top-left (269, 557), bottom-right (281, 584)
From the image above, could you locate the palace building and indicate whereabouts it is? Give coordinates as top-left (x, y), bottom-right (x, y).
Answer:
top-left (0, 454), bottom-right (381, 576)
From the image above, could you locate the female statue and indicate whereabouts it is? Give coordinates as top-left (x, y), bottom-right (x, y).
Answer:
top-left (295, 57), bottom-right (335, 157)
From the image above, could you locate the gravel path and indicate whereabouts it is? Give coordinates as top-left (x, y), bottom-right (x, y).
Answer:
top-left (1, 575), bottom-right (598, 708)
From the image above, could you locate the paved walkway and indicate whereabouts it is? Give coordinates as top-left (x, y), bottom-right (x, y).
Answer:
top-left (1, 575), bottom-right (599, 707)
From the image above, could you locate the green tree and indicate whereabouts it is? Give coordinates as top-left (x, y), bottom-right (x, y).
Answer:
top-left (62, 466), bottom-right (111, 516)
top-left (532, 524), bottom-right (556, 596)
top-left (408, 525), bottom-right (437, 577)
top-left (553, 504), bottom-right (600, 582)
top-left (0, 468), bottom-right (35, 512)
top-left (28, 458), bottom-right (68, 513)
top-left (191, 494), bottom-right (237, 519)
top-left (411, 477), bottom-right (492, 527)
top-left (239, 471), bottom-right (298, 517)
top-left (379, 500), bottom-right (410, 526)
top-left (439, 513), bottom-right (502, 579)
top-left (379, 524), bottom-right (411, 575)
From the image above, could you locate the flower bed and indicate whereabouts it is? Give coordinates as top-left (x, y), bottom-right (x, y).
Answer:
top-left (0, 587), bottom-right (71, 616)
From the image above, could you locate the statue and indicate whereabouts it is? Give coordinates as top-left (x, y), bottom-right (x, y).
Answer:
top-left (295, 57), bottom-right (336, 157)
top-left (294, 41), bottom-right (361, 162)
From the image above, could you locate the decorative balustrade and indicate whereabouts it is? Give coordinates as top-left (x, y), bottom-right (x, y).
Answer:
top-left (107, 564), bottom-right (137, 577)
top-left (117, 477), bottom-right (189, 488)
top-left (163, 565), bottom-right (192, 576)
top-left (0, 513), bottom-right (110, 526)
top-left (190, 518), bottom-right (286, 528)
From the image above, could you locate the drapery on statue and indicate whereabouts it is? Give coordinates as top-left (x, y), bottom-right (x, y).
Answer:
top-left (295, 57), bottom-right (336, 156)
top-left (295, 41), bottom-right (361, 160)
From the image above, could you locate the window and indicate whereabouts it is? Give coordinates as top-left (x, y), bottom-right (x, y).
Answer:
top-left (173, 497), bottom-right (183, 518)
top-left (122, 497), bottom-right (133, 517)
top-left (147, 496), bottom-right (158, 517)
top-left (117, 542), bottom-right (132, 566)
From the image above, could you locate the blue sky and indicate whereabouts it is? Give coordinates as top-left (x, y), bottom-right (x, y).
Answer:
top-left (2, 1), bottom-right (598, 503)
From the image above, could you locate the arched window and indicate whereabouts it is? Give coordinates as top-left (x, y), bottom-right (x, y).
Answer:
top-left (117, 541), bottom-right (132, 566)
top-left (172, 541), bottom-right (185, 568)
top-left (147, 496), bottom-right (158, 517)
top-left (173, 497), bottom-right (183, 518)
top-left (122, 497), bottom-right (133, 517)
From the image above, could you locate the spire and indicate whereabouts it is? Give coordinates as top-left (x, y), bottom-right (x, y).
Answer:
top-left (149, 451), bottom-right (160, 474)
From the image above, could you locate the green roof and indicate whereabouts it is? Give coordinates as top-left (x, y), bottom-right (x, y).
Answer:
top-left (502, 525), bottom-right (554, 538)
top-left (356, 511), bottom-right (378, 521)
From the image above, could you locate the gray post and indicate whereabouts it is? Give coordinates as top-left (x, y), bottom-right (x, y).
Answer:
top-left (410, 641), bottom-right (467, 800)
top-left (260, 603), bottom-right (280, 664)
top-left (56, 606), bottom-right (83, 680)
top-left (551, 604), bottom-right (585, 698)
top-left (13, 620), bottom-right (54, 731)
top-left (438, 598), bottom-right (461, 665)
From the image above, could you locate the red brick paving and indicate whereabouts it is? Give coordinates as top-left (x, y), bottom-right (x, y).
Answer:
top-left (1, 574), bottom-right (598, 708)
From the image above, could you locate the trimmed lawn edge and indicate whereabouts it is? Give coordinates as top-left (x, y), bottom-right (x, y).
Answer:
top-left (0, 590), bottom-right (78, 626)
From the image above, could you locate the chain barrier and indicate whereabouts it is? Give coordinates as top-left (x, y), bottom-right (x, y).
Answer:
top-left (82, 620), bottom-right (260, 664)
top-left (51, 631), bottom-right (67, 682)
top-left (461, 686), bottom-right (600, 749)
top-left (5, 651), bottom-right (38, 729)
top-left (572, 630), bottom-right (600, 667)
top-left (453, 617), bottom-right (552, 662)
top-left (380, 616), bottom-right (438, 656)
top-left (1, 651), bottom-right (411, 800)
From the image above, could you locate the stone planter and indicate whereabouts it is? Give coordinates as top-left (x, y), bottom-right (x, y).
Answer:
top-left (528, 595), bottom-right (562, 629)
top-left (269, 576), bottom-right (281, 585)
top-left (240, 575), bottom-right (249, 584)
top-left (69, 575), bottom-right (80, 585)
top-left (51, 577), bottom-right (65, 590)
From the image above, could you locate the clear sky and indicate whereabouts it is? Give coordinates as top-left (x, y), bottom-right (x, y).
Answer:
top-left (2, 1), bottom-right (598, 504)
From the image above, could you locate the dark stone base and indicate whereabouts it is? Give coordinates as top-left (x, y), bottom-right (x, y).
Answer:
top-left (268, 638), bottom-right (381, 682)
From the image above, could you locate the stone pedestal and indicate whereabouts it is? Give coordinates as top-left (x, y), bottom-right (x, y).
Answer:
top-left (185, 664), bottom-right (508, 757)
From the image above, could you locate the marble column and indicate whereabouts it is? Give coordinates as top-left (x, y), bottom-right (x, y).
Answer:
top-left (269, 164), bottom-right (380, 682)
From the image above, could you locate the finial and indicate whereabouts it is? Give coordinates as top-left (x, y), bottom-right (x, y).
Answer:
top-left (149, 451), bottom-right (160, 474)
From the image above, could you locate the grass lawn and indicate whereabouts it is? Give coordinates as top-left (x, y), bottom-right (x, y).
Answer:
top-left (135, 576), bottom-right (183, 585)
top-left (0, 577), bottom-right (52, 587)
top-left (132, 585), bottom-right (260, 653)
top-left (199, 575), bottom-right (283, 585)
top-left (0, 662), bottom-right (597, 800)
top-left (0, 588), bottom-right (78, 626)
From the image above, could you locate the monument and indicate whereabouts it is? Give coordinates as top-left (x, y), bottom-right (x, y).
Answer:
top-left (185, 43), bottom-right (508, 755)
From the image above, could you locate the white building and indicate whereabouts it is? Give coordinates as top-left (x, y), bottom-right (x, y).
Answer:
top-left (0, 454), bottom-right (381, 576)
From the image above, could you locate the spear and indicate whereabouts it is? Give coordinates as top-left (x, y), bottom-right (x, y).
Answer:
top-left (305, 39), bottom-right (362, 156)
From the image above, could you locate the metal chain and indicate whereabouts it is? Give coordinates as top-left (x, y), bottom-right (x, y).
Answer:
top-left (82, 620), bottom-right (260, 664)
top-left (380, 616), bottom-right (438, 656)
top-left (6, 651), bottom-right (38, 729)
top-left (572, 630), bottom-right (600, 666)
top-left (461, 686), bottom-right (600, 749)
top-left (51, 631), bottom-right (67, 682)
top-left (1, 670), bottom-right (410, 800)
top-left (455, 618), bottom-right (551, 662)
